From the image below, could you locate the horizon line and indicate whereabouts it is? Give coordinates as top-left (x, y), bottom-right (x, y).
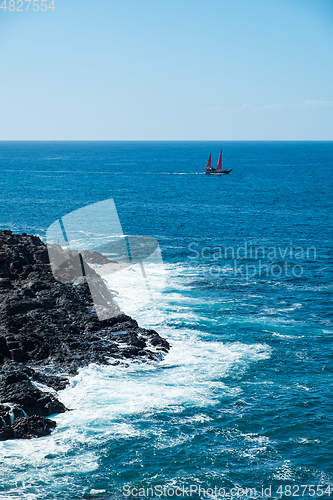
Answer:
top-left (0, 139), bottom-right (333, 143)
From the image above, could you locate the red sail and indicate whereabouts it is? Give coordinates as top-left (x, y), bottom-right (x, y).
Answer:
top-left (216, 150), bottom-right (222, 170)
top-left (206, 154), bottom-right (211, 168)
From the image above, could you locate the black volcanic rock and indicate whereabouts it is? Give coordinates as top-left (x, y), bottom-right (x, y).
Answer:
top-left (0, 369), bottom-right (66, 416)
top-left (0, 230), bottom-right (170, 440)
top-left (4, 416), bottom-right (57, 440)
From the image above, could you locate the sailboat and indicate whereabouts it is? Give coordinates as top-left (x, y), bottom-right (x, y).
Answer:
top-left (204, 150), bottom-right (232, 175)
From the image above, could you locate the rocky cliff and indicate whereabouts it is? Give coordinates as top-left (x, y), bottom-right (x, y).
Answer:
top-left (0, 230), bottom-right (169, 440)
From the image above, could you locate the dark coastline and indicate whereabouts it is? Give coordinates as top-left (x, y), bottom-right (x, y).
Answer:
top-left (0, 230), bottom-right (170, 440)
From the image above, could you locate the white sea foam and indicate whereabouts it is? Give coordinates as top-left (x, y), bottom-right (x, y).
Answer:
top-left (55, 260), bottom-right (271, 431)
top-left (272, 332), bottom-right (304, 339)
top-left (0, 261), bottom-right (271, 499)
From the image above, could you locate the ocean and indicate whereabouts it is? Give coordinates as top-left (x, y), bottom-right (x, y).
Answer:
top-left (0, 141), bottom-right (332, 500)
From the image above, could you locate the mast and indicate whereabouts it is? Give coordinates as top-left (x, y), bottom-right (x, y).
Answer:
top-left (216, 150), bottom-right (222, 170)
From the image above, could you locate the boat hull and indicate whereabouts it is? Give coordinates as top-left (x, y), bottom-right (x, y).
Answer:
top-left (204, 169), bottom-right (232, 175)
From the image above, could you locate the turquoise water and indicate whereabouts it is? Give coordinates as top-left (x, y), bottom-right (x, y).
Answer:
top-left (0, 141), bottom-right (332, 499)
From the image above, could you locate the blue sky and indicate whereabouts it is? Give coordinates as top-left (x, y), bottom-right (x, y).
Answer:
top-left (0, 0), bottom-right (332, 140)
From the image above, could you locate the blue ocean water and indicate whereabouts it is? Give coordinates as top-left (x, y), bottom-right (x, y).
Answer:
top-left (0, 141), bottom-right (332, 500)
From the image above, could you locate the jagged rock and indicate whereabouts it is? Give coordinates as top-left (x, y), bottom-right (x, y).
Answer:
top-left (0, 231), bottom-right (169, 372)
top-left (0, 426), bottom-right (15, 440)
top-left (0, 230), bottom-right (170, 440)
top-left (0, 369), bottom-right (66, 417)
top-left (0, 402), bottom-right (27, 426)
top-left (11, 416), bottom-right (56, 439)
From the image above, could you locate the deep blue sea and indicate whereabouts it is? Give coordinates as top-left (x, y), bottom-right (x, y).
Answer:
top-left (0, 141), bottom-right (332, 500)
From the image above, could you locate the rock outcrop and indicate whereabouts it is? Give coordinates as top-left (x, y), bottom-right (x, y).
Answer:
top-left (0, 230), bottom-right (169, 440)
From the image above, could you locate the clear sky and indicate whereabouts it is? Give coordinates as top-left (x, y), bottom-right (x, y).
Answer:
top-left (0, 0), bottom-right (332, 140)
